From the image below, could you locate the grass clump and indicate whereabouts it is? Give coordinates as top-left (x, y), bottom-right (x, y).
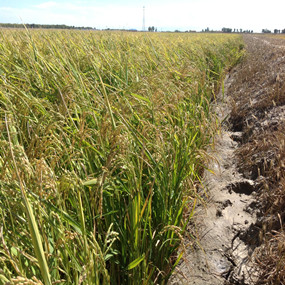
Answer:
top-left (0, 29), bottom-right (243, 284)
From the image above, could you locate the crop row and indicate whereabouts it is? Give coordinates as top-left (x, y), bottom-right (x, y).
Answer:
top-left (0, 30), bottom-right (243, 284)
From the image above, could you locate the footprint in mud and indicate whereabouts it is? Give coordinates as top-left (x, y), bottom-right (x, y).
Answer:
top-left (216, 200), bottom-right (233, 217)
top-left (227, 181), bottom-right (255, 195)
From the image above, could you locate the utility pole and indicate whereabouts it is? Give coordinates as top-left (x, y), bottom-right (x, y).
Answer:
top-left (142, 6), bottom-right (145, 31)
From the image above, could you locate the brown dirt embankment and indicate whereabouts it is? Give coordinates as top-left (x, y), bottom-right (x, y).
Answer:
top-left (170, 35), bottom-right (285, 285)
top-left (229, 34), bottom-right (285, 285)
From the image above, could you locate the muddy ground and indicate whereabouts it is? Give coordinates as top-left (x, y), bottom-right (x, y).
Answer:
top-left (169, 35), bottom-right (285, 285)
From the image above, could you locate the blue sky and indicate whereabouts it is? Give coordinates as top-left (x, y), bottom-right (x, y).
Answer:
top-left (0, 0), bottom-right (284, 32)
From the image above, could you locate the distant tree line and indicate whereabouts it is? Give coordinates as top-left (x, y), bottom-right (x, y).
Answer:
top-left (262, 28), bottom-right (285, 34)
top-left (0, 23), bottom-right (94, 30)
top-left (148, 26), bottom-right (157, 32)
top-left (202, 27), bottom-right (253, 33)
top-left (222, 28), bottom-right (253, 33)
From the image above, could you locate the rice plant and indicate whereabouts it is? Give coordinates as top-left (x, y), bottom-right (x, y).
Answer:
top-left (0, 29), bottom-right (243, 284)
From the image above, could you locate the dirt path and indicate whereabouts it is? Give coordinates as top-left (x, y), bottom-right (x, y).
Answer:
top-left (169, 76), bottom-right (259, 285)
top-left (169, 34), bottom-right (285, 285)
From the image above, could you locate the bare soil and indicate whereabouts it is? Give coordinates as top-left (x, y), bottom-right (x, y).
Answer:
top-left (169, 35), bottom-right (285, 285)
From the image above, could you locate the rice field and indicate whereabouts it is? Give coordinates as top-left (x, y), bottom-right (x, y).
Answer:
top-left (0, 29), bottom-right (243, 284)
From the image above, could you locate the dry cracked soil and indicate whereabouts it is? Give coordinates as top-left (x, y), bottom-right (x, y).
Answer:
top-left (169, 34), bottom-right (285, 285)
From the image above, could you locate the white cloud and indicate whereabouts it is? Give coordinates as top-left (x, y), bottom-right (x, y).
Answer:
top-left (34, 1), bottom-right (58, 9)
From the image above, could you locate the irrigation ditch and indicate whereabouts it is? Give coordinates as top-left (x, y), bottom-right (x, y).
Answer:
top-left (170, 34), bottom-right (285, 285)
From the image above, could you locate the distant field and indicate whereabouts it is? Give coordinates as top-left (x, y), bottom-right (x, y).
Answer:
top-left (0, 30), bottom-right (243, 284)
